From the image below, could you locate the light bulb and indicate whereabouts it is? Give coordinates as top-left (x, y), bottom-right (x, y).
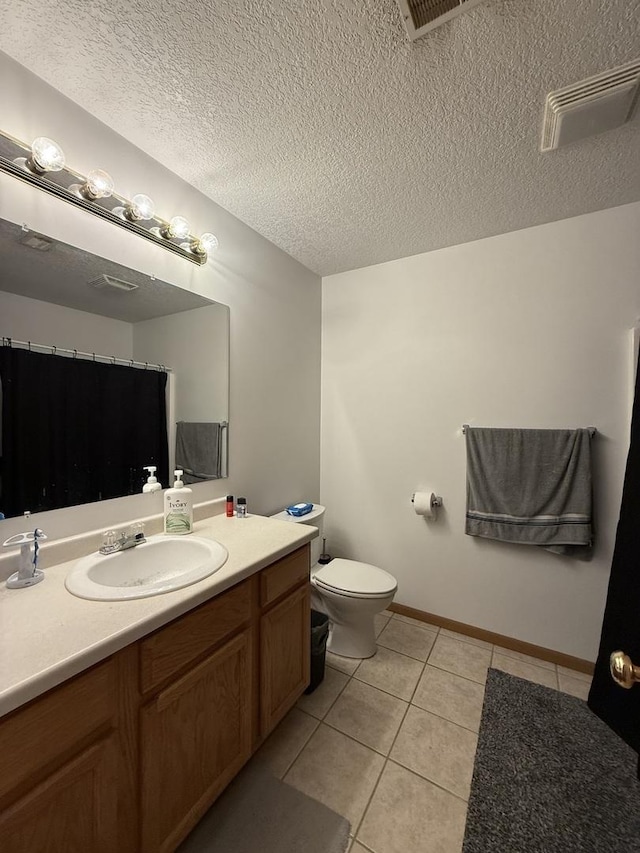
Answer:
top-left (192, 232), bottom-right (219, 256)
top-left (83, 169), bottom-right (114, 200)
top-left (126, 193), bottom-right (156, 221)
top-left (164, 215), bottom-right (190, 240)
top-left (30, 137), bottom-right (65, 173)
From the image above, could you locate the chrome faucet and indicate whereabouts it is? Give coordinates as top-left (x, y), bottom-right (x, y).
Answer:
top-left (3, 528), bottom-right (48, 589)
top-left (99, 523), bottom-right (146, 555)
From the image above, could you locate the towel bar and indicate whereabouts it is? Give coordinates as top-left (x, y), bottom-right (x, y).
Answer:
top-left (462, 424), bottom-right (597, 437)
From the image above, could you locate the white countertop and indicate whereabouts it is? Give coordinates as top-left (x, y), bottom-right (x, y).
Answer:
top-left (0, 514), bottom-right (316, 719)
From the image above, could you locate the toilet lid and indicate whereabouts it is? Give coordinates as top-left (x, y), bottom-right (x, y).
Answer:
top-left (313, 559), bottom-right (397, 597)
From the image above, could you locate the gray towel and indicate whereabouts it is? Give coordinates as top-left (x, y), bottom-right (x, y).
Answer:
top-left (175, 421), bottom-right (223, 483)
top-left (465, 427), bottom-right (593, 554)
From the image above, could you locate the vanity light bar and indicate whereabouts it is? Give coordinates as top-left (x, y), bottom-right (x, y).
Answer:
top-left (0, 129), bottom-right (219, 266)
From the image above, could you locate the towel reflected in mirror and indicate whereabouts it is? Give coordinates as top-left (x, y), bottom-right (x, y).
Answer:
top-left (176, 421), bottom-right (226, 483)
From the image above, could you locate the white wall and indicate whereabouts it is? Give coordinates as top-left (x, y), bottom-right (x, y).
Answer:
top-left (134, 305), bottom-right (230, 476)
top-left (0, 52), bottom-right (321, 540)
top-left (133, 305), bottom-right (229, 423)
top-left (321, 202), bottom-right (640, 661)
top-left (0, 291), bottom-right (134, 358)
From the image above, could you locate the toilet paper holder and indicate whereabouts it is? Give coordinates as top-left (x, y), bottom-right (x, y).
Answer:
top-left (411, 492), bottom-right (443, 511)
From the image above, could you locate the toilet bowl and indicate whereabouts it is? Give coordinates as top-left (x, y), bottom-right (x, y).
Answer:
top-left (270, 505), bottom-right (397, 659)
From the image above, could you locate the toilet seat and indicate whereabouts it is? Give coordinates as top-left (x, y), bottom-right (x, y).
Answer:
top-left (312, 559), bottom-right (397, 600)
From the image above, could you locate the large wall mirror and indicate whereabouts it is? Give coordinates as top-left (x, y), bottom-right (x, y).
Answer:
top-left (0, 217), bottom-right (229, 520)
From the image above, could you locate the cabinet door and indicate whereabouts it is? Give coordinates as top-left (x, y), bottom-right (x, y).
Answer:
top-left (140, 628), bottom-right (253, 853)
top-left (260, 583), bottom-right (311, 737)
top-left (0, 735), bottom-right (118, 853)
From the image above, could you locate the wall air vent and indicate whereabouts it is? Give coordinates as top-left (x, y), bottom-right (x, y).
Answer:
top-left (395, 0), bottom-right (485, 40)
top-left (88, 274), bottom-right (139, 293)
top-left (541, 58), bottom-right (640, 152)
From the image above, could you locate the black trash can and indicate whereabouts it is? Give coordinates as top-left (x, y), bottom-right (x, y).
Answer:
top-left (305, 609), bottom-right (329, 694)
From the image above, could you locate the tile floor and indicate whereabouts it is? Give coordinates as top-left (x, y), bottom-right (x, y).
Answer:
top-left (252, 610), bottom-right (592, 853)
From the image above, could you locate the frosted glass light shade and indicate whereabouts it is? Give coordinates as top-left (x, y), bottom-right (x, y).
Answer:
top-left (84, 169), bottom-right (114, 199)
top-left (166, 215), bottom-right (190, 239)
top-left (30, 137), bottom-right (65, 172)
top-left (193, 232), bottom-right (219, 256)
top-left (127, 193), bottom-right (156, 221)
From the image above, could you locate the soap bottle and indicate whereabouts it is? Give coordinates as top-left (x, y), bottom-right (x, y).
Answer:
top-left (164, 469), bottom-right (193, 535)
top-left (142, 465), bottom-right (162, 493)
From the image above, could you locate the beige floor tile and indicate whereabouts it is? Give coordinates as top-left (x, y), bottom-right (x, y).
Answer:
top-left (325, 679), bottom-right (408, 755)
top-left (327, 650), bottom-right (362, 676)
top-left (439, 628), bottom-right (493, 651)
top-left (374, 613), bottom-right (391, 638)
top-left (350, 843), bottom-right (370, 853)
top-left (558, 672), bottom-right (591, 700)
top-left (254, 708), bottom-right (318, 778)
top-left (381, 609), bottom-right (394, 617)
top-left (558, 664), bottom-right (592, 683)
top-left (391, 705), bottom-right (478, 800)
top-left (412, 665), bottom-right (485, 733)
top-left (355, 646), bottom-right (425, 701)
top-left (358, 761), bottom-right (467, 853)
top-left (296, 666), bottom-right (349, 719)
top-left (493, 645), bottom-right (555, 671)
top-left (393, 613), bottom-right (441, 632)
top-left (428, 635), bottom-right (492, 685)
top-left (377, 619), bottom-right (437, 661)
top-left (284, 724), bottom-right (384, 829)
top-left (492, 652), bottom-right (558, 689)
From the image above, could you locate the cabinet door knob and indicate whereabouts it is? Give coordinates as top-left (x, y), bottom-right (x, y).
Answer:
top-left (610, 650), bottom-right (640, 689)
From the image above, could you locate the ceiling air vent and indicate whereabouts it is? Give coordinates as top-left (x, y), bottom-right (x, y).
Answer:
top-left (19, 231), bottom-right (54, 251)
top-left (396, 0), bottom-right (485, 39)
top-left (541, 58), bottom-right (640, 152)
top-left (88, 274), bottom-right (139, 293)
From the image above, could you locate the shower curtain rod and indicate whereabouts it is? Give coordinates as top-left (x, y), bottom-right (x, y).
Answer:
top-left (1, 336), bottom-right (172, 372)
top-left (461, 424), bottom-right (597, 437)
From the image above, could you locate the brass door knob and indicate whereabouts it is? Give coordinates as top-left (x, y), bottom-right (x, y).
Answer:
top-left (610, 651), bottom-right (640, 689)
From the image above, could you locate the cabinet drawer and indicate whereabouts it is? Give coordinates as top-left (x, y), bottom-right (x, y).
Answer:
top-left (0, 658), bottom-right (117, 804)
top-left (260, 545), bottom-right (310, 608)
top-left (140, 579), bottom-right (252, 694)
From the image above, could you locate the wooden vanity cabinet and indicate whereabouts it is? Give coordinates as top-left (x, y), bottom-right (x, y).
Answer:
top-left (138, 580), bottom-right (254, 853)
top-left (0, 734), bottom-right (119, 853)
top-left (259, 547), bottom-right (311, 737)
top-left (0, 542), bottom-right (311, 853)
top-left (0, 652), bottom-right (137, 853)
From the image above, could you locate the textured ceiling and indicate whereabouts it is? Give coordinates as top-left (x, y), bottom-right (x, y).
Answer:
top-left (0, 219), bottom-right (213, 322)
top-left (0, 0), bottom-right (639, 276)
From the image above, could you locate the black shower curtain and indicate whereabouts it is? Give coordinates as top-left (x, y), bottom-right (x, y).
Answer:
top-left (0, 347), bottom-right (169, 517)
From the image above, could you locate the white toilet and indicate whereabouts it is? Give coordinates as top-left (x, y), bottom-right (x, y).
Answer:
top-left (271, 504), bottom-right (397, 659)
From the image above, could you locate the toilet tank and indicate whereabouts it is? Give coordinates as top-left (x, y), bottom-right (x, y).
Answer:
top-left (270, 504), bottom-right (325, 566)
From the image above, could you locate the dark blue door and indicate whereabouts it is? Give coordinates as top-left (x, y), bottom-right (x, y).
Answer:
top-left (588, 351), bottom-right (640, 762)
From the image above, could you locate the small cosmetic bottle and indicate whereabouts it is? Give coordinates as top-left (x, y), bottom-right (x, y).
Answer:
top-left (236, 497), bottom-right (247, 518)
top-left (226, 495), bottom-right (234, 517)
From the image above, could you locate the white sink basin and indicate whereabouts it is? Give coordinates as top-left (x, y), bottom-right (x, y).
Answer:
top-left (65, 535), bottom-right (228, 601)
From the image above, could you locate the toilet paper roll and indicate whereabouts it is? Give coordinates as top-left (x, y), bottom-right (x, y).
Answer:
top-left (412, 491), bottom-right (439, 518)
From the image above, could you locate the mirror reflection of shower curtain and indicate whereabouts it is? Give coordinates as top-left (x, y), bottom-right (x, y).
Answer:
top-left (0, 346), bottom-right (169, 517)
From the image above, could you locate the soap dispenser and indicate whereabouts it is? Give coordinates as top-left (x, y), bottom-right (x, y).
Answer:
top-left (142, 465), bottom-right (162, 493)
top-left (164, 469), bottom-right (193, 535)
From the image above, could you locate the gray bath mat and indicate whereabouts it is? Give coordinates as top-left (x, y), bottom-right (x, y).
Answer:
top-left (178, 759), bottom-right (350, 853)
top-left (462, 668), bottom-right (640, 853)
